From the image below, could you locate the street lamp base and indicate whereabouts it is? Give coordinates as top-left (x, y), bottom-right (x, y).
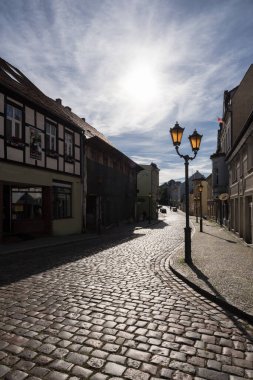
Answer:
top-left (200, 218), bottom-right (203, 232)
top-left (184, 227), bottom-right (192, 264)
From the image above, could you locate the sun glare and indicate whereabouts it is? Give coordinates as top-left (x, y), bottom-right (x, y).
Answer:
top-left (118, 61), bottom-right (161, 106)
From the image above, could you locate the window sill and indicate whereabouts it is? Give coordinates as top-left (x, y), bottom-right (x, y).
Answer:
top-left (47, 151), bottom-right (58, 159)
top-left (7, 138), bottom-right (25, 149)
top-left (65, 156), bottom-right (74, 164)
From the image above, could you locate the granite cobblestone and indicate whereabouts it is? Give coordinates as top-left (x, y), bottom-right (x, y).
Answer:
top-left (0, 213), bottom-right (253, 378)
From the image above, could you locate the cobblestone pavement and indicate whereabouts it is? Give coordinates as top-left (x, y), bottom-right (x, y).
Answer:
top-left (0, 212), bottom-right (253, 380)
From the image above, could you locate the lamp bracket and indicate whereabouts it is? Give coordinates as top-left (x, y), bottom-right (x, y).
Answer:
top-left (175, 146), bottom-right (197, 162)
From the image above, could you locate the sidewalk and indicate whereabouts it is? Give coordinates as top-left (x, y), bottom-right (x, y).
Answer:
top-left (0, 219), bottom-right (161, 256)
top-left (170, 217), bottom-right (253, 321)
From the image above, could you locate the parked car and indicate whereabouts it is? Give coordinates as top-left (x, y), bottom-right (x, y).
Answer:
top-left (160, 208), bottom-right (167, 214)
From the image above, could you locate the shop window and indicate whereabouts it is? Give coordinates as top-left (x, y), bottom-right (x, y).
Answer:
top-left (46, 121), bottom-right (57, 156)
top-left (53, 182), bottom-right (72, 218)
top-left (6, 103), bottom-right (23, 146)
top-left (11, 187), bottom-right (42, 220)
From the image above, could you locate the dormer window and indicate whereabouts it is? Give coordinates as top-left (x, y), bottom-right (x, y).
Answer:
top-left (6, 103), bottom-right (22, 140)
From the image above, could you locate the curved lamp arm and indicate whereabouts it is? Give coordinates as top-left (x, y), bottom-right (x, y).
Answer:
top-left (175, 145), bottom-right (197, 162)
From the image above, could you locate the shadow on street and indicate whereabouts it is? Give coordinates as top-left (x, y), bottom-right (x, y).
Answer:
top-left (188, 261), bottom-right (253, 341)
top-left (0, 220), bottom-right (168, 286)
top-left (0, 230), bottom-right (145, 287)
top-left (203, 231), bottom-right (237, 244)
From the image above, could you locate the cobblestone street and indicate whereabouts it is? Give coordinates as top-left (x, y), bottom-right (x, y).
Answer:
top-left (0, 212), bottom-right (253, 380)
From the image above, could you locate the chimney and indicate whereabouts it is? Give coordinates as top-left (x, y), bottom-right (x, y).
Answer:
top-left (55, 98), bottom-right (62, 105)
top-left (65, 106), bottom-right (72, 112)
top-left (82, 117), bottom-right (86, 122)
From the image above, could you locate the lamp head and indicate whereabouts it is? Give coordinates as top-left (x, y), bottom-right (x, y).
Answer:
top-left (198, 183), bottom-right (204, 193)
top-left (170, 122), bottom-right (184, 146)
top-left (189, 129), bottom-right (202, 152)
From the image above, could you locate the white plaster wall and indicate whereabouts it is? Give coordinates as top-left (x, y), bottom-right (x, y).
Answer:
top-left (0, 93), bottom-right (4, 113)
top-left (25, 106), bottom-right (35, 126)
top-left (58, 124), bottom-right (64, 139)
top-left (58, 157), bottom-right (64, 171)
top-left (7, 146), bottom-right (23, 162)
top-left (36, 112), bottom-right (44, 130)
top-left (46, 157), bottom-right (57, 170)
top-left (59, 141), bottom-right (64, 155)
top-left (0, 116), bottom-right (4, 135)
top-left (75, 162), bottom-right (80, 175)
top-left (65, 162), bottom-right (74, 174)
top-left (0, 139), bottom-right (4, 158)
top-left (75, 147), bottom-right (80, 160)
top-left (75, 132), bottom-right (80, 146)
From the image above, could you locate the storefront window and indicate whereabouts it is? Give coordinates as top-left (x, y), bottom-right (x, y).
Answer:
top-left (53, 182), bottom-right (72, 218)
top-left (12, 187), bottom-right (42, 220)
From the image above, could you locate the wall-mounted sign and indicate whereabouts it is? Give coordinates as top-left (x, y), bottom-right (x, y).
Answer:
top-left (219, 193), bottom-right (229, 201)
top-left (30, 127), bottom-right (42, 160)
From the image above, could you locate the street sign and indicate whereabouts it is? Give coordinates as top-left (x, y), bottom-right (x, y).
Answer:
top-left (219, 193), bottom-right (229, 201)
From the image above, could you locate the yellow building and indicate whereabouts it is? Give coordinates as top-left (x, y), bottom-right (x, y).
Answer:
top-left (136, 163), bottom-right (159, 221)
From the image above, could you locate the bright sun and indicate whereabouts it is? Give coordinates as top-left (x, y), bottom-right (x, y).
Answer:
top-left (118, 61), bottom-right (161, 106)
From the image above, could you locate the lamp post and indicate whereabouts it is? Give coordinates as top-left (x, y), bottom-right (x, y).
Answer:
top-left (148, 192), bottom-right (152, 224)
top-left (198, 183), bottom-right (203, 232)
top-left (170, 122), bottom-right (202, 264)
top-left (194, 196), bottom-right (199, 223)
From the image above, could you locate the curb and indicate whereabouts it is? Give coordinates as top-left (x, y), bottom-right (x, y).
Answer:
top-left (169, 258), bottom-right (253, 326)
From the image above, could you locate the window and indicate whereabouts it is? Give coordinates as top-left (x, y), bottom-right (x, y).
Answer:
top-left (46, 121), bottom-right (57, 153)
top-left (6, 104), bottom-right (22, 140)
top-left (53, 182), bottom-right (72, 218)
top-left (11, 187), bottom-right (42, 220)
top-left (65, 132), bottom-right (73, 158)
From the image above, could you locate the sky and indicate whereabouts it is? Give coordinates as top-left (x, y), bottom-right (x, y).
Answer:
top-left (1, 0), bottom-right (253, 184)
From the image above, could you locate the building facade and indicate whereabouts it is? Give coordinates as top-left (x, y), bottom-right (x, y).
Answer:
top-left (210, 119), bottom-right (230, 226)
top-left (137, 163), bottom-right (159, 221)
top-left (224, 66), bottom-right (253, 243)
top-left (0, 57), bottom-right (160, 241)
top-left (85, 136), bottom-right (142, 231)
top-left (0, 58), bottom-right (85, 241)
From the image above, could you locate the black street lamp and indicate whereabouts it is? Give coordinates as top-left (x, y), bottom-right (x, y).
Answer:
top-left (198, 183), bottom-right (203, 232)
top-left (170, 122), bottom-right (202, 264)
top-left (194, 196), bottom-right (199, 223)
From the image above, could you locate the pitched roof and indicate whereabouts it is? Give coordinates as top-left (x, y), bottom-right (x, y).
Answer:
top-left (0, 57), bottom-right (111, 144)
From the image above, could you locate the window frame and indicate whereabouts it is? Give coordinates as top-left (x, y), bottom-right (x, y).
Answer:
top-left (11, 186), bottom-right (43, 221)
top-left (5, 102), bottom-right (24, 148)
top-left (45, 120), bottom-right (57, 157)
top-left (64, 130), bottom-right (74, 162)
top-left (53, 181), bottom-right (72, 219)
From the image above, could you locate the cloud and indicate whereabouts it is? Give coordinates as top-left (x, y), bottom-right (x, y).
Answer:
top-left (0, 0), bottom-right (252, 183)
